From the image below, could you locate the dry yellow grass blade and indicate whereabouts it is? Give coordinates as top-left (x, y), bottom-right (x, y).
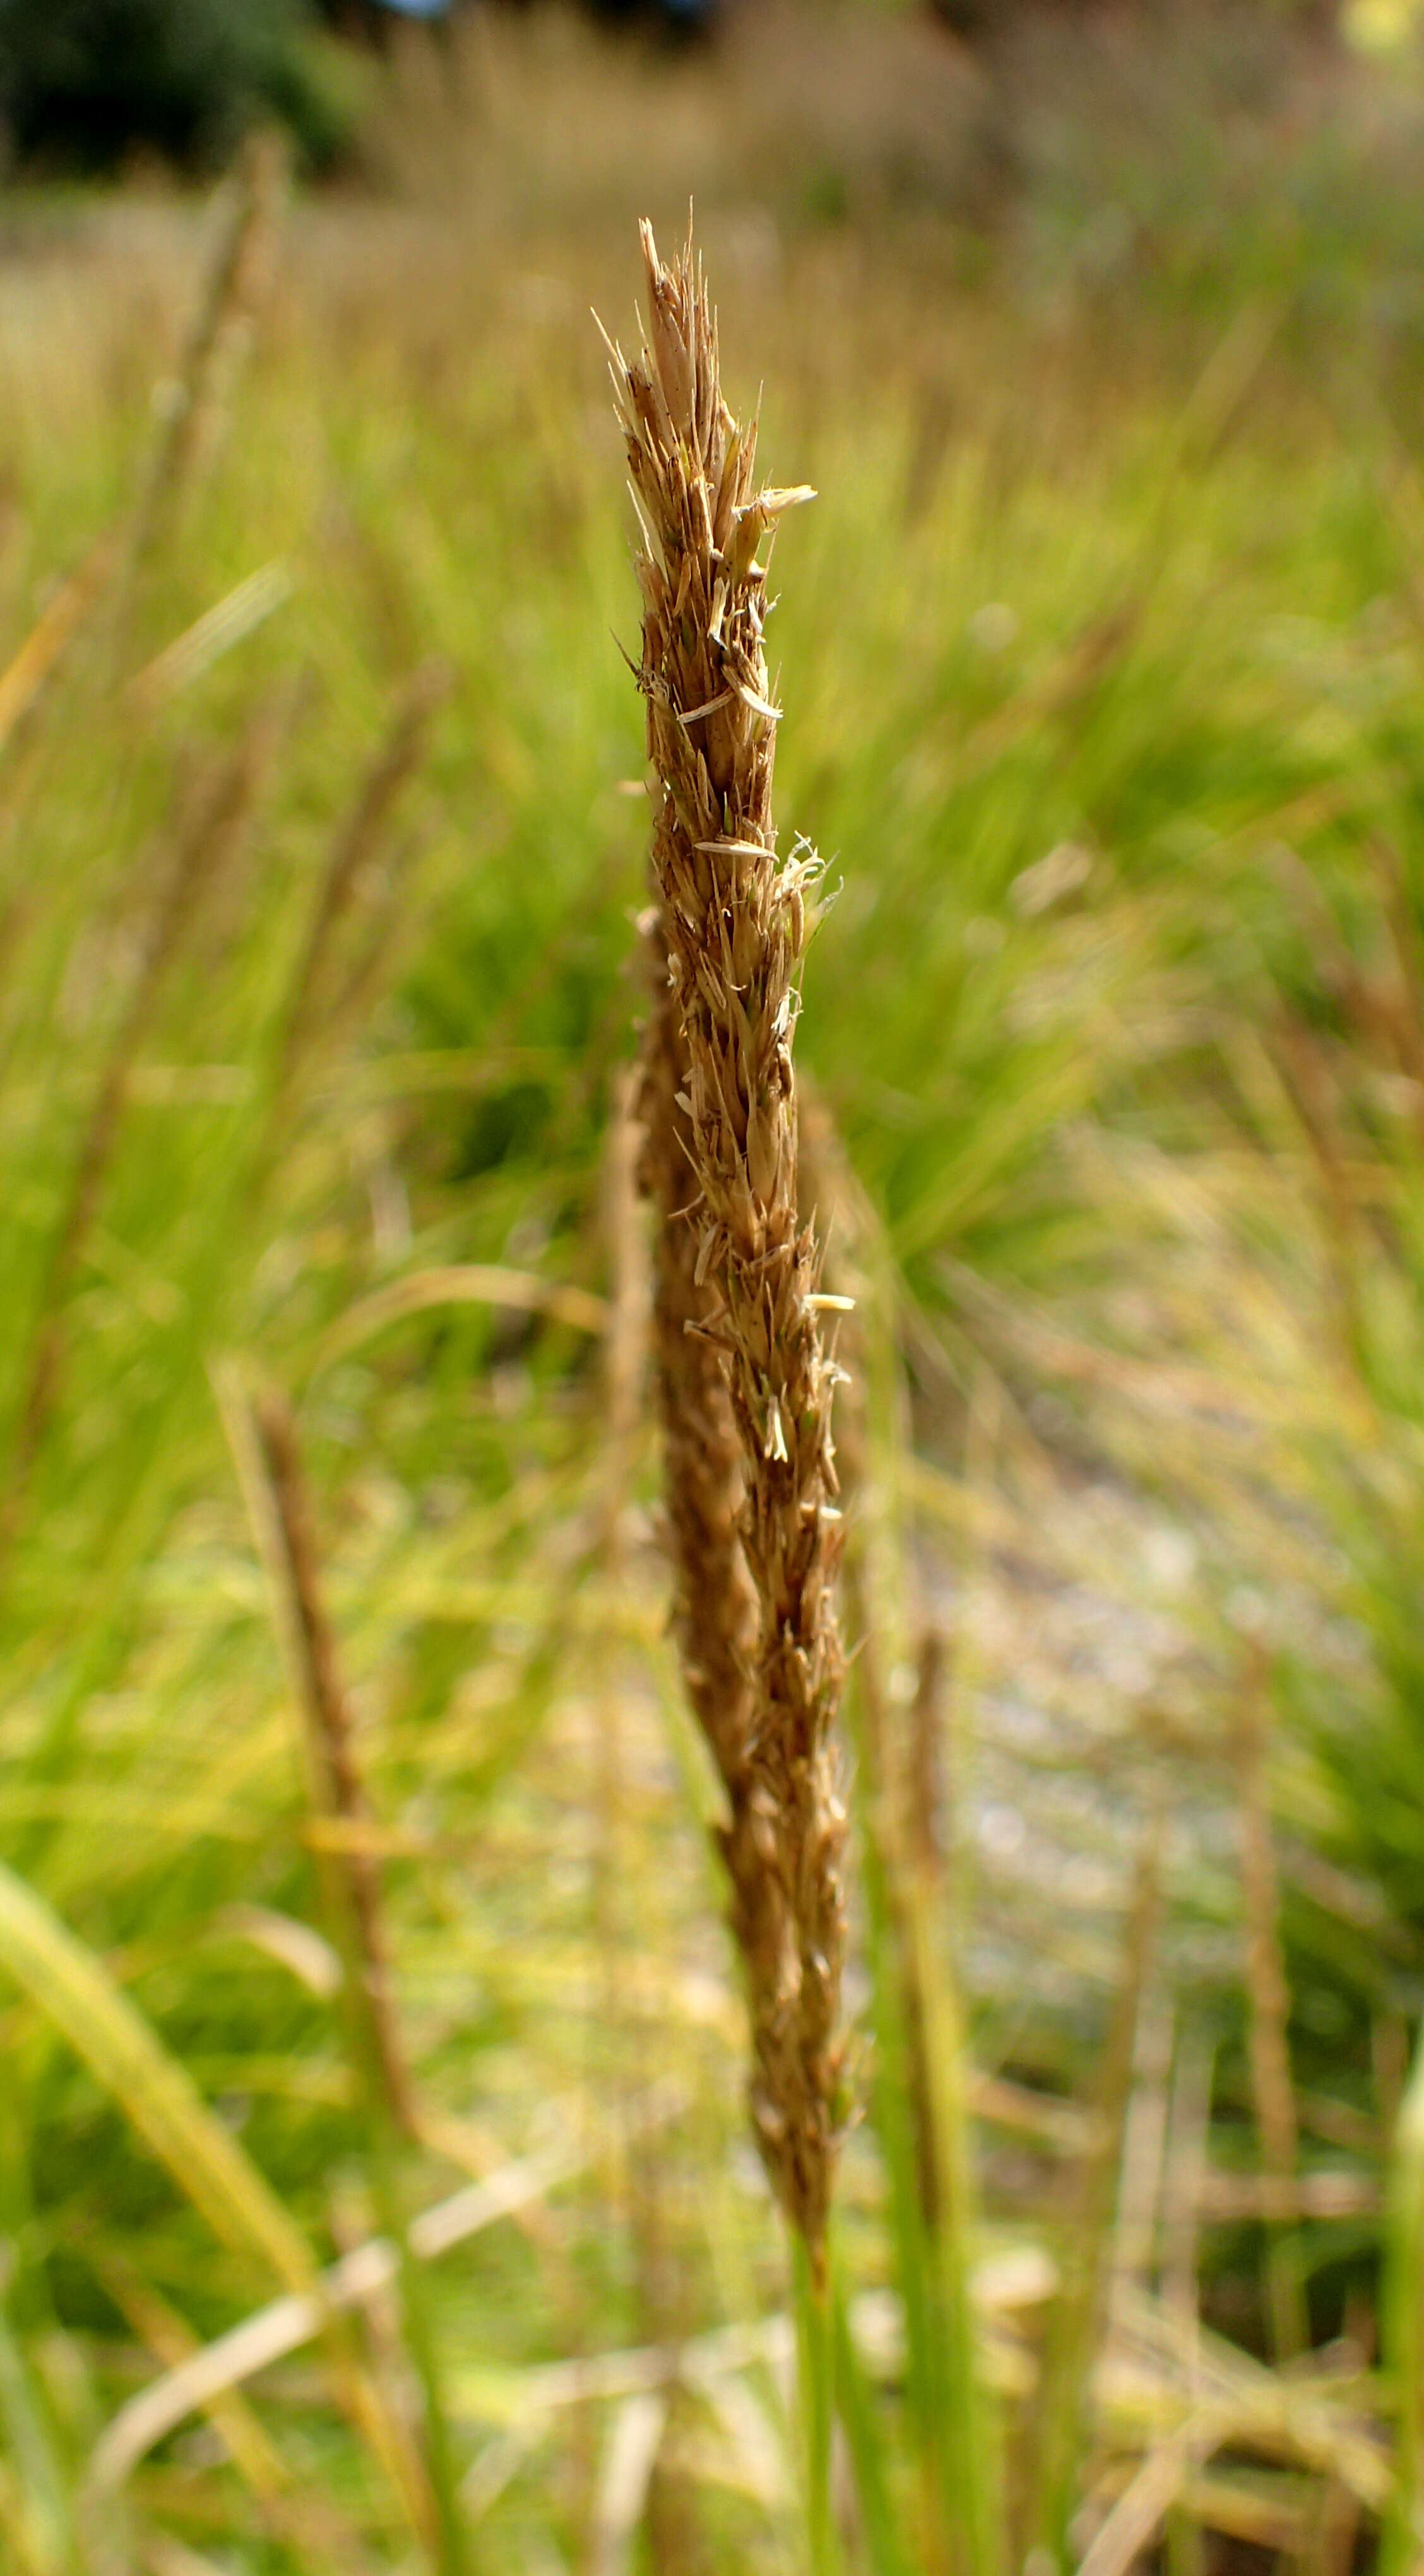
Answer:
top-left (1077, 2415), bottom-right (1225, 2576)
top-left (1101, 2284), bottom-right (1392, 2517)
top-left (0, 530), bottom-right (117, 753)
top-left (94, 2251), bottom-right (294, 2513)
top-left (125, 558), bottom-right (294, 711)
top-left (311, 1264), bottom-right (608, 1378)
top-left (590, 2392), bottom-right (670, 2576)
top-left (88, 2090), bottom-right (683, 2493)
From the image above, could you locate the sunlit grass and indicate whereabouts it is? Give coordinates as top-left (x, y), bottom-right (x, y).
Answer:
top-left (3, 15), bottom-right (1424, 2570)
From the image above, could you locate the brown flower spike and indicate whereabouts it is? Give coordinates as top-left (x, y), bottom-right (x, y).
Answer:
top-left (605, 219), bottom-right (847, 2258)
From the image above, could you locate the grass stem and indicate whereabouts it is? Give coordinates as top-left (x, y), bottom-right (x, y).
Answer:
top-left (238, 1381), bottom-right (468, 2576)
top-left (792, 2229), bottom-right (838, 2576)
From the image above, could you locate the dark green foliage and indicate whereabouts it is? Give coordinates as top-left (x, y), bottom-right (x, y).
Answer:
top-left (0, 0), bottom-right (317, 170)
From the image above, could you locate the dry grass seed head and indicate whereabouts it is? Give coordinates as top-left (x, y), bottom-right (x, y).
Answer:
top-left (612, 217), bottom-right (846, 2255)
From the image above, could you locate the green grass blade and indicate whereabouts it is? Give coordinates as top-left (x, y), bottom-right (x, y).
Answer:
top-left (1383, 2027), bottom-right (1424, 2576)
top-left (0, 2304), bottom-right (74, 2576)
top-left (831, 2267), bottom-right (917, 2576)
top-left (792, 2231), bottom-right (840, 2576)
top-left (906, 1882), bottom-right (1006, 2576)
top-left (0, 1860), bottom-right (317, 2297)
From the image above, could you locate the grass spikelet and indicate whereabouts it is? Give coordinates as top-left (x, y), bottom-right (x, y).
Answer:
top-left (608, 218), bottom-right (846, 2267)
top-left (635, 890), bottom-right (762, 1926)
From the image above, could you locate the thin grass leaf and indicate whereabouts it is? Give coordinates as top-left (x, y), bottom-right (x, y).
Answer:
top-left (1382, 2032), bottom-right (1424, 2576)
top-left (831, 2270), bottom-right (917, 2576)
top-left (0, 1861), bottom-right (316, 2297)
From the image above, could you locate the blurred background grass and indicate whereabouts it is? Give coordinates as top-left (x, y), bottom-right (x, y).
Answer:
top-left (6, 4), bottom-right (1424, 2570)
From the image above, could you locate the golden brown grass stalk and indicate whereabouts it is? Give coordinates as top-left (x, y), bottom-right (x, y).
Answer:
top-left (232, 1380), bottom-right (467, 2573)
top-left (635, 903), bottom-right (762, 1896)
top-left (250, 1388), bottom-right (413, 2137)
top-left (607, 220), bottom-right (846, 2260)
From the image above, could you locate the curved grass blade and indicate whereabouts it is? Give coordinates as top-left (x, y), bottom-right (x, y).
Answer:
top-left (0, 1860), bottom-right (316, 2298)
